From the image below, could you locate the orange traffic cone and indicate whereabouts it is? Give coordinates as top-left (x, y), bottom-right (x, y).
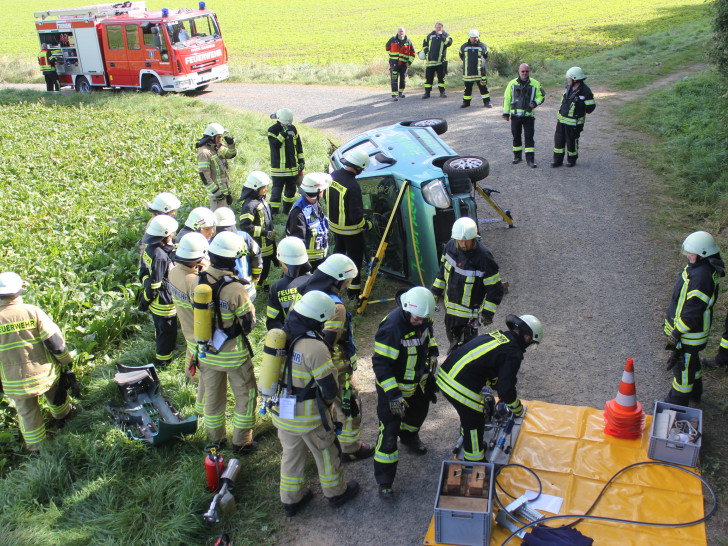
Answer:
top-left (604, 358), bottom-right (645, 440)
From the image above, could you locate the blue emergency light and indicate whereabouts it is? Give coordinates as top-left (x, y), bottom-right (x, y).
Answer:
top-left (199, 1), bottom-right (206, 8)
top-left (162, 7), bottom-right (168, 17)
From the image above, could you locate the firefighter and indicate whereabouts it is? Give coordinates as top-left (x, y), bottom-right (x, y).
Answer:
top-left (431, 216), bottom-right (504, 353)
top-left (297, 254), bottom-right (375, 462)
top-left (664, 231), bottom-right (725, 406)
top-left (139, 192), bottom-right (181, 256)
top-left (551, 67), bottom-right (597, 168)
top-left (267, 237), bottom-right (312, 330)
top-left (38, 44), bottom-right (60, 92)
top-left (169, 233), bottom-right (209, 418)
top-left (459, 30), bottom-right (491, 108)
top-left (174, 206), bottom-right (216, 244)
top-left (268, 108), bottom-right (304, 215)
top-left (325, 149), bottom-right (372, 301)
top-left (0, 272), bottom-right (73, 452)
top-left (194, 231), bottom-right (258, 453)
top-left (196, 123), bottom-right (237, 211)
top-left (421, 22), bottom-right (452, 99)
top-left (437, 314), bottom-right (543, 462)
top-left (503, 63), bottom-right (545, 168)
top-left (271, 290), bottom-right (360, 516)
top-left (239, 171), bottom-right (275, 291)
top-left (210, 213), bottom-right (262, 302)
top-left (385, 27), bottom-right (415, 101)
top-left (373, 286), bottom-right (438, 499)
top-left (139, 215), bottom-right (178, 367)
top-left (286, 172), bottom-right (331, 271)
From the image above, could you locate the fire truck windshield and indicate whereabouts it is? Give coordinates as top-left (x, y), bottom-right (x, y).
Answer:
top-left (167, 15), bottom-right (220, 46)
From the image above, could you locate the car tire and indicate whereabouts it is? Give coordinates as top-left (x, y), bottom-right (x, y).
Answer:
top-left (443, 156), bottom-right (490, 182)
top-left (408, 118), bottom-right (448, 135)
top-left (75, 76), bottom-right (91, 94)
top-left (145, 77), bottom-right (165, 95)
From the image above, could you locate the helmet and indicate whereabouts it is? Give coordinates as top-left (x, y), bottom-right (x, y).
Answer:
top-left (418, 51), bottom-right (426, 60)
top-left (319, 253), bottom-right (358, 281)
top-left (468, 29), bottom-right (479, 38)
top-left (277, 236), bottom-right (309, 266)
top-left (400, 286), bottom-right (436, 319)
top-left (147, 192), bottom-right (181, 214)
top-left (300, 172), bottom-right (331, 196)
top-left (213, 207), bottom-right (236, 228)
top-left (209, 231), bottom-right (245, 258)
top-left (244, 171), bottom-right (271, 190)
top-left (185, 207), bottom-right (216, 230)
top-left (566, 66), bottom-right (586, 81)
top-left (142, 214), bottom-right (178, 243)
top-left (682, 231), bottom-right (719, 257)
top-left (203, 123), bottom-right (227, 137)
top-left (0, 272), bottom-right (24, 296)
top-left (506, 314), bottom-right (543, 343)
top-left (175, 232), bottom-right (209, 261)
top-left (451, 217), bottom-right (478, 240)
top-left (342, 149), bottom-right (370, 170)
top-left (293, 290), bottom-right (336, 322)
top-left (272, 108), bottom-right (293, 125)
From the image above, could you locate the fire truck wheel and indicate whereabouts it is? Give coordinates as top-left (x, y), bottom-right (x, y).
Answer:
top-left (145, 77), bottom-right (166, 96)
top-left (75, 76), bottom-right (91, 94)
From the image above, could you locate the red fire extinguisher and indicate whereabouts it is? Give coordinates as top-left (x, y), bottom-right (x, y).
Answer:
top-left (205, 444), bottom-right (225, 492)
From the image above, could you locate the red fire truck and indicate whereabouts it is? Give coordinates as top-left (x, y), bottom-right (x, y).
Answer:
top-left (34, 2), bottom-right (229, 94)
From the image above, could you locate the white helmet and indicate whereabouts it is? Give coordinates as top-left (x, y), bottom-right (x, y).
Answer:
top-left (277, 236), bottom-right (309, 266)
top-left (451, 217), bottom-right (479, 240)
top-left (244, 171), bottom-right (271, 190)
top-left (176, 232), bottom-right (209, 261)
top-left (468, 29), bottom-right (479, 38)
top-left (566, 66), bottom-right (586, 81)
top-left (342, 149), bottom-right (370, 170)
top-left (0, 272), bottom-right (24, 296)
top-left (293, 290), bottom-right (336, 322)
top-left (213, 207), bottom-right (236, 228)
top-left (682, 231), bottom-right (719, 257)
top-left (209, 231), bottom-right (245, 258)
top-left (185, 207), bottom-right (216, 230)
top-left (319, 253), bottom-right (358, 281)
top-left (401, 286), bottom-right (436, 319)
top-left (272, 108), bottom-right (293, 125)
top-left (203, 123), bottom-right (227, 137)
top-left (143, 214), bottom-right (178, 243)
top-left (506, 314), bottom-right (543, 344)
top-left (300, 172), bottom-right (331, 196)
top-left (147, 192), bottom-right (181, 214)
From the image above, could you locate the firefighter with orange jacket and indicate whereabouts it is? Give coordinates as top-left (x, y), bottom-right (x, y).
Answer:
top-left (385, 27), bottom-right (416, 101)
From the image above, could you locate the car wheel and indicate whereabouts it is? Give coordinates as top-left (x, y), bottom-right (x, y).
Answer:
top-left (146, 77), bottom-right (165, 95)
top-left (75, 76), bottom-right (91, 94)
top-left (443, 156), bottom-right (490, 182)
top-left (410, 118), bottom-right (448, 135)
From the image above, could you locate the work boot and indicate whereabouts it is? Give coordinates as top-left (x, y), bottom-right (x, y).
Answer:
top-left (378, 483), bottom-right (393, 499)
top-left (232, 441), bottom-right (258, 455)
top-left (422, 91), bottom-right (430, 99)
top-left (53, 405), bottom-right (76, 429)
top-left (399, 433), bottom-right (427, 455)
top-left (702, 356), bottom-right (727, 369)
top-left (392, 96), bottom-right (398, 102)
top-left (329, 480), bottom-right (360, 508)
top-left (347, 289), bottom-right (361, 302)
top-left (460, 101), bottom-right (470, 108)
top-left (398, 92), bottom-right (406, 99)
top-left (282, 487), bottom-right (314, 517)
top-left (483, 99), bottom-right (492, 108)
top-left (341, 442), bottom-right (375, 463)
top-left (439, 90), bottom-right (447, 98)
top-left (551, 161), bottom-right (563, 168)
top-left (526, 159), bottom-right (537, 168)
top-left (566, 161), bottom-right (576, 167)
top-left (512, 157), bottom-right (522, 165)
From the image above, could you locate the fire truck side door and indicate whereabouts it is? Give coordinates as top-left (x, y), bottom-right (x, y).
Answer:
top-left (103, 23), bottom-right (131, 86)
top-left (124, 23), bottom-right (146, 88)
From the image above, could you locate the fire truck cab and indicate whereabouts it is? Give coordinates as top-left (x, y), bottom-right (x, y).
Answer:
top-left (34, 1), bottom-right (229, 94)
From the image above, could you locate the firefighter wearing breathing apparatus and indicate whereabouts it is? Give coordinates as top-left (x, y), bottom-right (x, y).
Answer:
top-left (270, 290), bottom-right (360, 516)
top-left (286, 172), bottom-right (331, 271)
top-left (297, 254), bottom-right (375, 462)
top-left (267, 237), bottom-right (312, 330)
top-left (193, 231), bottom-right (258, 454)
top-left (197, 123), bottom-right (237, 211)
top-left (268, 108), bottom-right (304, 215)
top-left (437, 314), bottom-right (543, 461)
top-left (239, 171), bottom-right (276, 290)
top-left (431, 217), bottom-right (504, 353)
top-left (372, 287), bottom-right (439, 499)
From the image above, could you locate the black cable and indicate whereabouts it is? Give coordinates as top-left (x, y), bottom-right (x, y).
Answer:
top-left (497, 460), bottom-right (717, 545)
top-left (494, 464), bottom-right (543, 528)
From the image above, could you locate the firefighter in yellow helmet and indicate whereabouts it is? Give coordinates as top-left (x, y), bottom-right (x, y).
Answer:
top-left (196, 123), bottom-right (237, 211)
top-left (268, 108), bottom-right (304, 215)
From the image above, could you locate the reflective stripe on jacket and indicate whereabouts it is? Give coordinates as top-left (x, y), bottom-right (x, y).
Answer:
top-left (287, 196), bottom-right (329, 261)
top-left (197, 140), bottom-right (236, 196)
top-left (385, 36), bottom-right (415, 66)
top-left (240, 196), bottom-right (275, 257)
top-left (139, 243), bottom-right (176, 317)
top-left (268, 123), bottom-right (303, 177)
top-left (326, 168), bottom-right (365, 235)
top-left (556, 81), bottom-right (596, 127)
top-left (423, 31), bottom-right (452, 66)
top-left (459, 41), bottom-right (488, 81)
top-left (503, 77), bottom-right (544, 117)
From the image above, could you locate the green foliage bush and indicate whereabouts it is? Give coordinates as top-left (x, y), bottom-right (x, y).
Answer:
top-left (711, 0), bottom-right (728, 80)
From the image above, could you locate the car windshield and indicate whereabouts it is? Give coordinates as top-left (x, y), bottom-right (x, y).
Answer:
top-left (168, 15), bottom-right (220, 46)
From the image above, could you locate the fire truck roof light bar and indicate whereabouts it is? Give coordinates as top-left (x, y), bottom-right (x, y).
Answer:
top-left (34, 2), bottom-right (147, 20)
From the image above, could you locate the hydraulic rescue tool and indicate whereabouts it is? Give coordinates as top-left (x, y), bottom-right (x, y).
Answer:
top-left (204, 458), bottom-right (241, 523)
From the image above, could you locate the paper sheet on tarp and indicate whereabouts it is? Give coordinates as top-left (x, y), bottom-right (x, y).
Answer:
top-left (423, 400), bottom-right (707, 546)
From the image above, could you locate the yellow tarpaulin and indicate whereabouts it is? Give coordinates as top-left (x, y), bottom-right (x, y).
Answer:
top-left (424, 400), bottom-right (707, 545)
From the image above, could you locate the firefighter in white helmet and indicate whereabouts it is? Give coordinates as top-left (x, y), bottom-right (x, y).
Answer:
top-left (271, 290), bottom-right (360, 516)
top-left (297, 254), bottom-right (375, 462)
top-left (372, 286), bottom-right (439, 499)
top-left (268, 108), bottom-right (304, 215)
top-left (169, 233), bottom-right (209, 418)
top-left (194, 231), bottom-right (258, 453)
top-left (664, 231), bottom-right (725, 406)
top-left (431, 216), bottom-right (504, 353)
top-left (174, 206), bottom-right (216, 244)
top-left (213, 207), bottom-right (263, 302)
top-left (0, 272), bottom-right (74, 452)
top-left (239, 171), bottom-right (275, 290)
top-left (325, 149), bottom-right (372, 300)
top-left (551, 66), bottom-right (596, 168)
top-left (437, 314), bottom-right (543, 461)
top-left (139, 192), bottom-right (181, 256)
top-left (458, 29), bottom-right (491, 108)
top-left (286, 172), bottom-right (331, 271)
top-left (196, 122), bottom-right (237, 211)
top-left (139, 215), bottom-right (179, 366)
top-left (267, 236), bottom-right (312, 330)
